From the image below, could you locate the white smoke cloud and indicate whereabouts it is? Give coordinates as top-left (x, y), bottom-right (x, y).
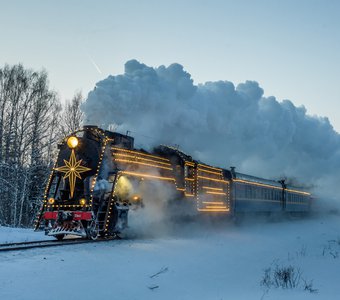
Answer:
top-left (82, 59), bottom-right (340, 202)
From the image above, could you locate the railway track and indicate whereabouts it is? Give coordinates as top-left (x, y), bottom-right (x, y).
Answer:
top-left (0, 237), bottom-right (113, 252)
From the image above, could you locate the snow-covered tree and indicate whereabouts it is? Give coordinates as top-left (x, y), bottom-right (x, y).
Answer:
top-left (0, 64), bottom-right (61, 227)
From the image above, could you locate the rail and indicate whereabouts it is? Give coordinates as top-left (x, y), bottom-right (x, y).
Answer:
top-left (0, 237), bottom-right (115, 252)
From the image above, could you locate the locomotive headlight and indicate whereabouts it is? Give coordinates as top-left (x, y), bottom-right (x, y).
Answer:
top-left (48, 197), bottom-right (55, 205)
top-left (132, 194), bottom-right (140, 202)
top-left (67, 136), bottom-right (79, 149)
top-left (79, 198), bottom-right (87, 206)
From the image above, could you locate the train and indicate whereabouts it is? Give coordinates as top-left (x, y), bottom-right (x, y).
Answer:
top-left (34, 126), bottom-right (312, 240)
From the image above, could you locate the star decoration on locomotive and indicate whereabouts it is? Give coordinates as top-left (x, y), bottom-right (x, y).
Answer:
top-left (55, 149), bottom-right (91, 198)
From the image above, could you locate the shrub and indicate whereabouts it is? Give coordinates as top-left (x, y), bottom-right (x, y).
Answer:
top-left (261, 264), bottom-right (317, 293)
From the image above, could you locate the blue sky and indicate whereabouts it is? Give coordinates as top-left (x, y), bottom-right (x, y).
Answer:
top-left (1, 0), bottom-right (339, 131)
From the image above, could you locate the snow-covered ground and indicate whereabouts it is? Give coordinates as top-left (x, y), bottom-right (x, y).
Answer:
top-left (1, 212), bottom-right (340, 300)
top-left (0, 227), bottom-right (54, 244)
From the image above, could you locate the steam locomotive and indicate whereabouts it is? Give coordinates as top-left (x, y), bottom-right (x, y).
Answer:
top-left (34, 126), bottom-right (311, 240)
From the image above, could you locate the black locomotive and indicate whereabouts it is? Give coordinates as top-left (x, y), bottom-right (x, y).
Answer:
top-left (34, 126), bottom-right (311, 240)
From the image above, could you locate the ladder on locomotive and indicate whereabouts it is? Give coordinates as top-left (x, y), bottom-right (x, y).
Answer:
top-left (96, 173), bottom-right (118, 235)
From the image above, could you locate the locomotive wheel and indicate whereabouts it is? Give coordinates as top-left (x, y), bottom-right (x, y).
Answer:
top-left (87, 220), bottom-right (99, 240)
top-left (55, 234), bottom-right (65, 241)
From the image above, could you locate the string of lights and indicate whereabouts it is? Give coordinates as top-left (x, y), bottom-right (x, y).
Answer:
top-left (113, 158), bottom-right (173, 171)
top-left (113, 152), bottom-right (172, 166)
top-left (112, 147), bottom-right (169, 162)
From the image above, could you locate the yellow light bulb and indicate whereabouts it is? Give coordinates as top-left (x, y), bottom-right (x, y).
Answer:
top-left (79, 198), bottom-right (86, 206)
top-left (67, 136), bottom-right (79, 149)
top-left (48, 198), bottom-right (55, 205)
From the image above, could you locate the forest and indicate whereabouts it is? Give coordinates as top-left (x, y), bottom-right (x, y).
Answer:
top-left (0, 64), bottom-right (83, 227)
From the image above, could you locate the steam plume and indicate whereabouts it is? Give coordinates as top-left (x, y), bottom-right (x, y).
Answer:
top-left (82, 60), bottom-right (340, 201)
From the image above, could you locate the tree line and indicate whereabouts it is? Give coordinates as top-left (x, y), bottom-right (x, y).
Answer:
top-left (0, 64), bottom-right (83, 227)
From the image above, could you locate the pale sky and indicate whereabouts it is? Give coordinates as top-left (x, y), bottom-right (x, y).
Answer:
top-left (1, 0), bottom-right (339, 132)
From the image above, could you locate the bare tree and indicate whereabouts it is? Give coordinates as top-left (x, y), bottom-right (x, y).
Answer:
top-left (61, 91), bottom-right (84, 136)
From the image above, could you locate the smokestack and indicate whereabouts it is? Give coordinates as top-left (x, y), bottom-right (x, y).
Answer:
top-left (230, 166), bottom-right (236, 178)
